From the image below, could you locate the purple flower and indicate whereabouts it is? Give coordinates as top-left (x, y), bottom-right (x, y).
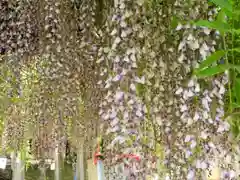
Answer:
top-left (110, 110), bottom-right (117, 119)
top-left (110, 118), bottom-right (119, 127)
top-left (115, 91), bottom-right (124, 101)
top-left (190, 140), bottom-right (197, 149)
top-left (113, 74), bottom-right (122, 82)
top-left (185, 150), bottom-right (192, 158)
top-left (187, 169), bottom-right (195, 180)
top-left (184, 135), bottom-right (192, 142)
top-left (221, 170), bottom-right (235, 179)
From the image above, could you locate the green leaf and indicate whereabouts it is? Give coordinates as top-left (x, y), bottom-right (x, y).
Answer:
top-left (217, 9), bottom-right (226, 23)
top-left (233, 29), bottom-right (240, 34)
top-left (235, 78), bottom-right (240, 104)
top-left (170, 16), bottom-right (179, 29)
top-left (156, 143), bottom-right (164, 159)
top-left (231, 102), bottom-right (240, 109)
top-left (216, 9), bottom-right (227, 35)
top-left (232, 65), bottom-right (240, 73)
top-left (210, 0), bottom-right (232, 12)
top-left (197, 50), bottom-right (226, 70)
top-left (231, 48), bottom-right (240, 52)
top-left (195, 20), bottom-right (231, 32)
top-left (224, 9), bottom-right (232, 18)
top-left (195, 64), bottom-right (230, 78)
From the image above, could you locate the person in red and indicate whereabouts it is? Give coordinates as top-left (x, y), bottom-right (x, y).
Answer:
top-left (93, 137), bottom-right (141, 179)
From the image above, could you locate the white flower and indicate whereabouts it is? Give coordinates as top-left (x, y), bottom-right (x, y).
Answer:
top-left (187, 34), bottom-right (194, 41)
top-left (185, 135), bottom-right (192, 142)
top-left (176, 23), bottom-right (183, 30)
top-left (120, 21), bottom-right (127, 28)
top-left (219, 85), bottom-right (225, 94)
top-left (200, 47), bottom-right (208, 59)
top-left (119, 2), bottom-right (125, 9)
top-left (201, 161), bottom-right (207, 169)
top-left (188, 40), bottom-right (199, 50)
top-left (130, 54), bottom-right (136, 62)
top-left (136, 110), bottom-right (143, 117)
top-left (175, 87), bottom-right (183, 95)
top-left (187, 90), bottom-right (194, 97)
top-left (110, 118), bottom-right (119, 127)
top-left (127, 99), bottom-right (134, 105)
top-left (135, 76), bottom-right (145, 84)
top-left (193, 112), bottom-right (200, 121)
top-left (180, 105), bottom-right (188, 112)
top-left (187, 118), bottom-right (193, 125)
top-left (156, 116), bottom-right (163, 126)
top-left (132, 62), bottom-right (137, 68)
top-left (196, 160), bottom-right (201, 169)
top-left (203, 111), bottom-right (209, 119)
top-left (217, 121), bottom-right (230, 133)
top-left (112, 136), bottom-right (125, 145)
top-left (178, 41), bottom-right (186, 51)
top-left (200, 131), bottom-right (208, 139)
top-left (206, 95), bottom-right (212, 102)
top-left (121, 31), bottom-right (127, 38)
top-left (203, 27), bottom-right (211, 35)
top-left (190, 140), bottom-right (197, 149)
top-left (229, 170), bottom-right (236, 178)
top-left (208, 142), bottom-right (215, 149)
top-left (115, 37), bottom-right (121, 44)
top-left (194, 83), bottom-right (200, 93)
top-left (114, 56), bottom-right (120, 63)
top-left (183, 90), bottom-right (189, 100)
top-left (111, 28), bottom-right (117, 36)
top-left (130, 83), bottom-right (136, 91)
top-left (101, 112), bottom-right (109, 120)
top-left (124, 10), bottom-right (132, 18)
top-left (123, 56), bottom-right (130, 62)
top-left (196, 160), bottom-right (207, 169)
top-left (110, 110), bottom-right (117, 119)
top-left (123, 111), bottom-right (129, 120)
top-left (188, 79), bottom-right (195, 87)
top-left (208, 118), bottom-right (213, 124)
top-left (184, 24), bottom-right (191, 29)
top-left (202, 98), bottom-right (210, 110)
top-left (105, 82), bottom-right (111, 88)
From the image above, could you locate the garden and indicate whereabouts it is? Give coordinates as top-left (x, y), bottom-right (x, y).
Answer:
top-left (0, 0), bottom-right (239, 179)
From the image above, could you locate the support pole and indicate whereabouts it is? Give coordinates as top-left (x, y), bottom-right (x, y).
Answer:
top-left (94, 137), bottom-right (105, 180)
top-left (97, 160), bottom-right (105, 180)
top-left (12, 152), bottom-right (25, 180)
top-left (76, 143), bottom-right (84, 180)
top-left (55, 146), bottom-right (60, 180)
top-left (39, 161), bottom-right (46, 180)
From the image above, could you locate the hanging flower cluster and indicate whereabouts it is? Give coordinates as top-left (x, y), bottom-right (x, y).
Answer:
top-left (0, 0), bottom-right (239, 179)
top-left (97, 0), bottom-right (148, 178)
top-left (0, 0), bottom-right (38, 56)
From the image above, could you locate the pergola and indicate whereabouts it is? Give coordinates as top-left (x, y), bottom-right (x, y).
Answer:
top-left (0, 0), bottom-right (239, 180)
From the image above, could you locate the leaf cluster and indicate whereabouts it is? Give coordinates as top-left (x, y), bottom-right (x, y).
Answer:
top-left (193, 0), bottom-right (240, 140)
